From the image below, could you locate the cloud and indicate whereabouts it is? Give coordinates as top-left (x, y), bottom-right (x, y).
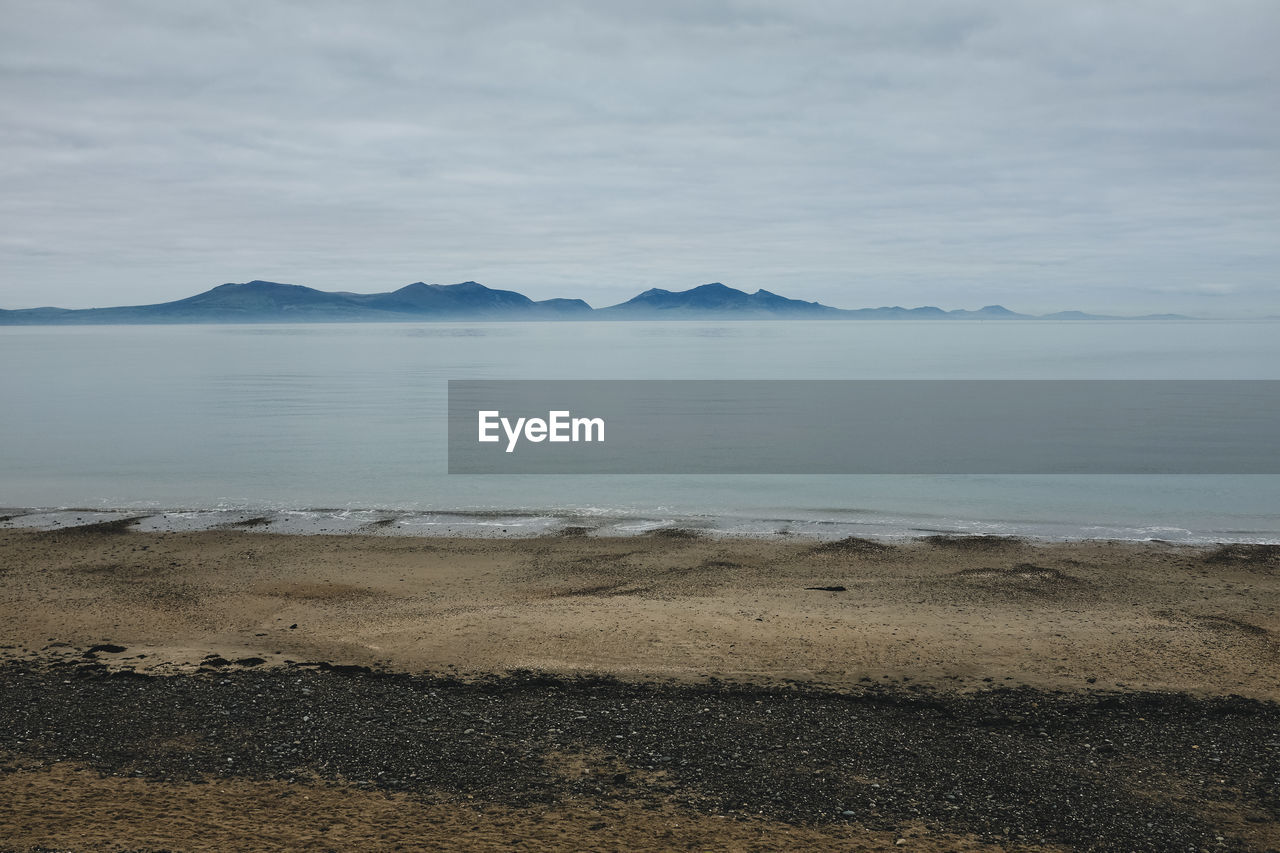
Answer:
top-left (0, 0), bottom-right (1277, 314)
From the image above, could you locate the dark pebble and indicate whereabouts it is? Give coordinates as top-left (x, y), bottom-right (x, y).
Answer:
top-left (0, 663), bottom-right (1273, 853)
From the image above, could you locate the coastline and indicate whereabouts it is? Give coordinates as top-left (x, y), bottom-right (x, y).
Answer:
top-left (3, 526), bottom-right (1277, 851)
top-left (4, 504), bottom-right (1278, 545)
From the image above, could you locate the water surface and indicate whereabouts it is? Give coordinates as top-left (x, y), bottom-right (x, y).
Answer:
top-left (2, 320), bottom-right (1277, 541)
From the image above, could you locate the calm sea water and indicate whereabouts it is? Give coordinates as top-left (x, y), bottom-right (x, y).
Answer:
top-left (2, 321), bottom-right (1278, 542)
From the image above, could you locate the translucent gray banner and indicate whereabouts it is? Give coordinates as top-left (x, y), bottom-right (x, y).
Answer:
top-left (447, 380), bottom-right (1280, 474)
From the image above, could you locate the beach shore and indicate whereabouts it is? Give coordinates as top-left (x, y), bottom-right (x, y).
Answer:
top-left (1, 526), bottom-right (1277, 851)
top-left (2, 527), bottom-right (1277, 696)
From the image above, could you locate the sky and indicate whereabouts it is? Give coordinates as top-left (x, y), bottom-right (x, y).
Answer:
top-left (1, 0), bottom-right (1277, 315)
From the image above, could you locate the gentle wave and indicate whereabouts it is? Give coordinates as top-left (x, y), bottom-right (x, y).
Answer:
top-left (2, 506), bottom-right (1276, 544)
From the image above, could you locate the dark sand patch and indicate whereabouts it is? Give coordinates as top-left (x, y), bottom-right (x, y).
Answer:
top-left (1205, 543), bottom-right (1280, 569)
top-left (556, 581), bottom-right (654, 598)
top-left (222, 515), bottom-right (274, 529)
top-left (811, 536), bottom-right (894, 556)
top-left (645, 527), bottom-right (704, 540)
top-left (1190, 615), bottom-right (1271, 637)
top-left (41, 516), bottom-right (147, 536)
top-left (922, 534), bottom-right (1024, 551)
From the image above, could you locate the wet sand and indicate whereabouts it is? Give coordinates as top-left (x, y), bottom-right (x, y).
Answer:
top-left (1, 526), bottom-right (1277, 850)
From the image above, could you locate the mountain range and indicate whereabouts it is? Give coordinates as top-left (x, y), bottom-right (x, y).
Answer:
top-left (0, 280), bottom-right (1191, 324)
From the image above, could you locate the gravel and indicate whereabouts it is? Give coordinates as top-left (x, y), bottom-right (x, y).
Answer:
top-left (2, 661), bottom-right (1277, 852)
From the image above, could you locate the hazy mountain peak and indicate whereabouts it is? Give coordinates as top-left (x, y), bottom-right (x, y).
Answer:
top-left (602, 282), bottom-right (837, 316)
top-left (0, 280), bottom-right (1196, 324)
top-left (210, 280), bottom-right (297, 291)
top-left (182, 280), bottom-right (338, 306)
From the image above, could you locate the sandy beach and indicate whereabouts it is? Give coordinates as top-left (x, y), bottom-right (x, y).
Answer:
top-left (2, 525), bottom-right (1278, 851)
top-left (2, 525), bottom-right (1277, 696)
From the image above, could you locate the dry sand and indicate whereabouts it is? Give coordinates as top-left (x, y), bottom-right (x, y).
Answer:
top-left (0, 761), bottom-right (1065, 853)
top-left (1, 527), bottom-right (1276, 697)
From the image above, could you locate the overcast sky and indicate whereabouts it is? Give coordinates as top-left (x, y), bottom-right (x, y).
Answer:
top-left (2, 1), bottom-right (1277, 314)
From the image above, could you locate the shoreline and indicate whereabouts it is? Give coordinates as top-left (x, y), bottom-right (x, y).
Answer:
top-left (3, 505), bottom-right (1277, 544)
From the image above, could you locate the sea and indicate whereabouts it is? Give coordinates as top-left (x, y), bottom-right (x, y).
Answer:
top-left (2, 320), bottom-right (1278, 542)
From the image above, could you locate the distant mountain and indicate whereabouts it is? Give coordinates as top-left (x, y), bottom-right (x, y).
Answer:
top-left (0, 279), bottom-right (1194, 324)
top-left (1040, 310), bottom-right (1097, 320)
top-left (150, 281), bottom-right (365, 320)
top-left (353, 281), bottom-right (591, 317)
top-left (947, 305), bottom-right (1029, 319)
top-left (0, 280), bottom-right (594, 324)
top-left (598, 282), bottom-right (839, 317)
top-left (1040, 310), bottom-right (1193, 321)
top-left (0, 281), bottom-right (379, 324)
